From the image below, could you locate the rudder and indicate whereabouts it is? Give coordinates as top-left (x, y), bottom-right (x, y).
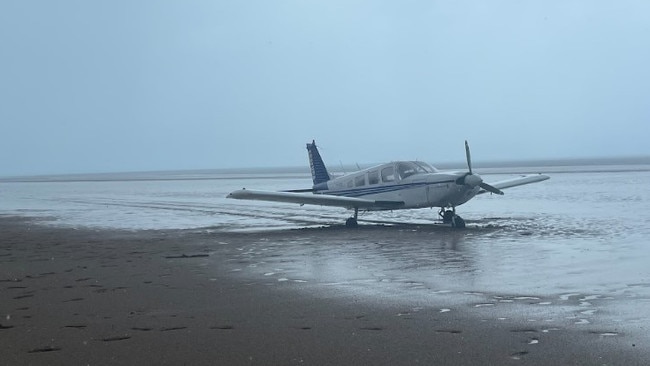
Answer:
top-left (306, 140), bottom-right (331, 185)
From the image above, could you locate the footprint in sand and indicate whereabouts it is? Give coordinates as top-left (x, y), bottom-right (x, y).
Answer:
top-left (102, 335), bottom-right (131, 342)
top-left (436, 329), bottom-right (462, 334)
top-left (28, 346), bottom-right (61, 353)
top-left (64, 325), bottom-right (87, 329)
top-left (210, 325), bottom-right (234, 330)
top-left (589, 331), bottom-right (619, 337)
top-left (511, 351), bottom-right (529, 360)
top-left (63, 298), bottom-right (84, 303)
top-left (160, 326), bottom-right (187, 332)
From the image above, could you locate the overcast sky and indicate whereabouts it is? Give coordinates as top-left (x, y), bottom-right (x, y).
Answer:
top-left (1, 1), bottom-right (649, 176)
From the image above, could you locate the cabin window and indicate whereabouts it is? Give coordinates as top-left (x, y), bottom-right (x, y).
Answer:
top-left (346, 180), bottom-right (353, 188)
top-left (397, 162), bottom-right (425, 179)
top-left (381, 166), bottom-right (395, 182)
top-left (368, 171), bottom-right (379, 185)
top-left (354, 175), bottom-right (366, 187)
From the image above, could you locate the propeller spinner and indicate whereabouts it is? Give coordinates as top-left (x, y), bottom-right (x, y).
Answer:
top-left (458, 140), bottom-right (504, 195)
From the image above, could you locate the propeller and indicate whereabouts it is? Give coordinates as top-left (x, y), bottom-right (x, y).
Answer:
top-left (465, 140), bottom-right (472, 175)
top-left (457, 140), bottom-right (504, 195)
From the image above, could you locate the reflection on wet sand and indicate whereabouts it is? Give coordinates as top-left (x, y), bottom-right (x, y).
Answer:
top-left (213, 221), bottom-right (650, 348)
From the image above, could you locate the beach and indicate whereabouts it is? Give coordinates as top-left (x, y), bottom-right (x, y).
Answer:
top-left (2, 215), bottom-right (648, 365)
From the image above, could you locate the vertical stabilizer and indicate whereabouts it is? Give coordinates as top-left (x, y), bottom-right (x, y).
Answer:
top-left (306, 140), bottom-right (331, 185)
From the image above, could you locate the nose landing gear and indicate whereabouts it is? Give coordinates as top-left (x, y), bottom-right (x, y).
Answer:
top-left (439, 207), bottom-right (465, 229)
top-left (345, 207), bottom-right (359, 228)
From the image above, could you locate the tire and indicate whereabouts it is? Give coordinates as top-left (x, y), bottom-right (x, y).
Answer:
top-left (451, 215), bottom-right (465, 229)
top-left (442, 210), bottom-right (454, 224)
top-left (345, 217), bottom-right (358, 228)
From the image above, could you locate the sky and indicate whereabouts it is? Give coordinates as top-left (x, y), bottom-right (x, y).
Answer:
top-left (1, 1), bottom-right (649, 176)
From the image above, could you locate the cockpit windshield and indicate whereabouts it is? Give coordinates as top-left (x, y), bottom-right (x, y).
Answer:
top-left (414, 161), bottom-right (437, 173)
top-left (397, 161), bottom-right (437, 179)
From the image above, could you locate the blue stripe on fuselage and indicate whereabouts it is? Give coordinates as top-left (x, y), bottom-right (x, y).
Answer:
top-left (316, 180), bottom-right (456, 197)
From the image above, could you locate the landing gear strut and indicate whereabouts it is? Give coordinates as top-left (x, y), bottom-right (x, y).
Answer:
top-left (345, 207), bottom-right (359, 228)
top-left (439, 207), bottom-right (465, 229)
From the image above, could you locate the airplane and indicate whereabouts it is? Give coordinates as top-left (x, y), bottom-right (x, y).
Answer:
top-left (227, 140), bottom-right (549, 228)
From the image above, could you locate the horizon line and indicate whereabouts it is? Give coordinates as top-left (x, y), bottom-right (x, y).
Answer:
top-left (2, 155), bottom-right (650, 182)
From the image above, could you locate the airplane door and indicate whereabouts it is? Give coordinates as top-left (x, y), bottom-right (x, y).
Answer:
top-left (425, 183), bottom-right (438, 206)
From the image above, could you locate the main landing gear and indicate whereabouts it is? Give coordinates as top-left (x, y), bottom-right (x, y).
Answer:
top-left (344, 207), bottom-right (465, 229)
top-left (439, 207), bottom-right (466, 229)
top-left (345, 207), bottom-right (359, 228)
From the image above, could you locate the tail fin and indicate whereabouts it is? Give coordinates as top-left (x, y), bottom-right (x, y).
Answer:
top-left (306, 140), bottom-right (331, 185)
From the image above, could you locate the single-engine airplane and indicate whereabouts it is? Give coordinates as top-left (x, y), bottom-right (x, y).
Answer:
top-left (227, 140), bottom-right (549, 228)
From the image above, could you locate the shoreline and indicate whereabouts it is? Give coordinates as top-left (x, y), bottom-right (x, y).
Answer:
top-left (2, 158), bottom-right (650, 182)
top-left (1, 216), bottom-right (648, 365)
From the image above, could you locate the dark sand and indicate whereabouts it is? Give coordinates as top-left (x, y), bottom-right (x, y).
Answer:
top-left (1, 216), bottom-right (647, 365)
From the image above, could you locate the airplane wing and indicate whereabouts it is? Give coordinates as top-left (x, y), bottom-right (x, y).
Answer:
top-left (478, 174), bottom-right (550, 194)
top-left (227, 189), bottom-right (404, 209)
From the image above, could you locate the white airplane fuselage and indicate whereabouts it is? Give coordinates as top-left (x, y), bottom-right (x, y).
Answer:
top-left (227, 140), bottom-right (549, 227)
top-left (313, 161), bottom-right (478, 210)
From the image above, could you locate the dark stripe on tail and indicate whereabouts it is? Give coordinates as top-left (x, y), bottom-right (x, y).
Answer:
top-left (306, 140), bottom-right (331, 185)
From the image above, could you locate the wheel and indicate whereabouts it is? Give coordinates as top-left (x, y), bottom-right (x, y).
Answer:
top-left (442, 210), bottom-right (454, 224)
top-left (451, 215), bottom-right (465, 229)
top-left (345, 217), bottom-right (358, 228)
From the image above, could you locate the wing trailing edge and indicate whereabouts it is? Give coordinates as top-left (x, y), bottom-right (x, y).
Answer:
top-left (227, 189), bottom-right (403, 209)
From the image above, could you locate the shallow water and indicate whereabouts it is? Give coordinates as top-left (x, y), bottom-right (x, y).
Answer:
top-left (2, 168), bottom-right (650, 343)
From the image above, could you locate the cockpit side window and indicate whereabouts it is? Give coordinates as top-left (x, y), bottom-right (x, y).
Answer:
top-left (381, 166), bottom-right (395, 182)
top-left (354, 175), bottom-right (366, 187)
top-left (397, 162), bottom-right (418, 179)
top-left (368, 171), bottom-right (379, 185)
top-left (398, 162), bottom-right (431, 179)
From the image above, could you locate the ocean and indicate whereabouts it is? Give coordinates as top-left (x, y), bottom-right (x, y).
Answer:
top-left (1, 164), bottom-right (649, 233)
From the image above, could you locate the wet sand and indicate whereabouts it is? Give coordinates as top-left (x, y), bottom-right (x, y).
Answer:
top-left (1, 215), bottom-right (647, 365)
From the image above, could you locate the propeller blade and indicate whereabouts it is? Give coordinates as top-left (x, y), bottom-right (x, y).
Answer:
top-left (480, 182), bottom-right (504, 195)
top-left (465, 140), bottom-right (472, 174)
